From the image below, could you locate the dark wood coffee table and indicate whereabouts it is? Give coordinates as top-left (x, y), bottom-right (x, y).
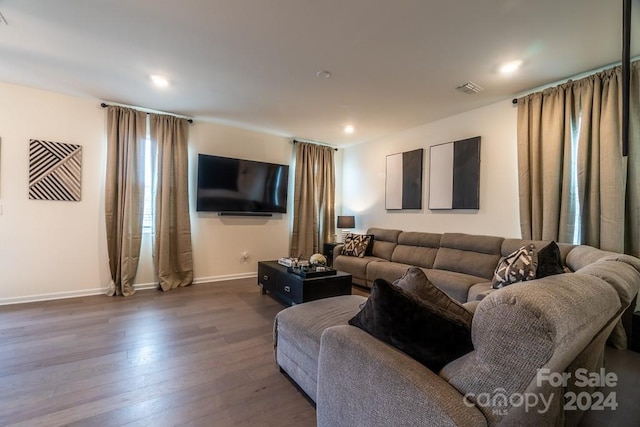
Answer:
top-left (257, 260), bottom-right (352, 306)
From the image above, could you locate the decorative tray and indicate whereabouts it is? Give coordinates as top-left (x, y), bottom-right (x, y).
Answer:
top-left (287, 266), bottom-right (337, 278)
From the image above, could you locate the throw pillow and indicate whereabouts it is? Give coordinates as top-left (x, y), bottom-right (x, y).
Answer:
top-left (349, 278), bottom-right (474, 372)
top-left (364, 234), bottom-right (375, 256)
top-left (342, 233), bottom-right (372, 258)
top-left (492, 244), bottom-right (538, 289)
top-left (393, 267), bottom-right (473, 325)
top-left (536, 241), bottom-right (564, 279)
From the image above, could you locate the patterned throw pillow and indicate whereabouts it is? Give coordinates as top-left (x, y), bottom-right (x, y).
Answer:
top-left (342, 233), bottom-right (372, 258)
top-left (492, 244), bottom-right (538, 289)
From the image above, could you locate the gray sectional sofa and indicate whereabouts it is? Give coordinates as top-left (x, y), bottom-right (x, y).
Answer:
top-left (274, 228), bottom-right (640, 426)
top-left (333, 227), bottom-right (577, 303)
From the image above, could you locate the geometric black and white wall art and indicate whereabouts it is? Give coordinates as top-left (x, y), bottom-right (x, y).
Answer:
top-left (429, 136), bottom-right (480, 210)
top-left (385, 148), bottom-right (423, 210)
top-left (29, 139), bottom-right (82, 201)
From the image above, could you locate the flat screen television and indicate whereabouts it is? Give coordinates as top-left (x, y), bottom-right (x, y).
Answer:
top-left (196, 154), bottom-right (289, 213)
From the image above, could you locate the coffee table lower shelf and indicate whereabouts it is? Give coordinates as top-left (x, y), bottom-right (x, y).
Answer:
top-left (257, 260), bottom-right (352, 306)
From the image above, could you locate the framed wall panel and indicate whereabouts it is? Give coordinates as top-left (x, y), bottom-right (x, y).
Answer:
top-left (428, 143), bottom-right (454, 209)
top-left (385, 148), bottom-right (423, 210)
top-left (385, 153), bottom-right (403, 209)
top-left (29, 139), bottom-right (82, 201)
top-left (428, 137), bottom-right (480, 210)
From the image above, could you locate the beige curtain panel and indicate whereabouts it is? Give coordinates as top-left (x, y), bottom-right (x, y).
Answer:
top-left (517, 61), bottom-right (640, 256)
top-left (150, 114), bottom-right (194, 292)
top-left (105, 106), bottom-right (147, 296)
top-left (290, 142), bottom-right (336, 258)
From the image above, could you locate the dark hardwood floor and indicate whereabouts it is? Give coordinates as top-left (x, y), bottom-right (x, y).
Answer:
top-left (0, 279), bottom-right (638, 426)
top-left (0, 278), bottom-right (316, 426)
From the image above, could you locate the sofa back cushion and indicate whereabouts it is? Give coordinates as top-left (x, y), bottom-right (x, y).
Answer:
top-left (391, 231), bottom-right (441, 268)
top-left (433, 233), bottom-right (504, 279)
top-left (565, 245), bottom-right (624, 272)
top-left (367, 228), bottom-right (402, 260)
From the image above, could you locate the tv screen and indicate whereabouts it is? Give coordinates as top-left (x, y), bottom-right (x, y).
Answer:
top-left (196, 154), bottom-right (289, 213)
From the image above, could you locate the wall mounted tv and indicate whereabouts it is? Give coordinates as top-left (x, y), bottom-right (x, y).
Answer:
top-left (196, 154), bottom-right (289, 214)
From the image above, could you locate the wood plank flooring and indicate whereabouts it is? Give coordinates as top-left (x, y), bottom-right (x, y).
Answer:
top-left (0, 278), bottom-right (316, 426)
top-left (1, 279), bottom-right (638, 426)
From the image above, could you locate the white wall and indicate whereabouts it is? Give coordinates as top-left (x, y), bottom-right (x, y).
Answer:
top-left (0, 82), bottom-right (110, 302)
top-left (0, 82), bottom-right (297, 303)
top-left (187, 122), bottom-right (293, 282)
top-left (340, 99), bottom-right (521, 238)
top-left (0, 80), bottom-right (515, 303)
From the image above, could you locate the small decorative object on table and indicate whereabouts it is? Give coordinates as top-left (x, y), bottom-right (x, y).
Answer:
top-left (288, 255), bottom-right (336, 278)
top-left (278, 257), bottom-right (309, 267)
top-left (310, 253), bottom-right (327, 267)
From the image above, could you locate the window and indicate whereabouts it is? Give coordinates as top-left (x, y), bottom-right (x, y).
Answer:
top-left (568, 99), bottom-right (582, 245)
top-left (142, 135), bottom-right (153, 233)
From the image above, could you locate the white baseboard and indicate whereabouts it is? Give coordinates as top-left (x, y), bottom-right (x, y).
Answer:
top-left (0, 288), bottom-right (107, 306)
top-left (193, 272), bottom-right (257, 284)
top-left (0, 272), bottom-right (259, 306)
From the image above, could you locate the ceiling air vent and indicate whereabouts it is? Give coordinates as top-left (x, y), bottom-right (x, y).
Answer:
top-left (456, 81), bottom-right (484, 95)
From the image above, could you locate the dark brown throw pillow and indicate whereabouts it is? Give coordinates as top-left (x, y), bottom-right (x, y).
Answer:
top-left (364, 234), bottom-right (375, 256)
top-left (393, 267), bottom-right (473, 325)
top-left (536, 241), bottom-right (564, 279)
top-left (349, 278), bottom-right (474, 372)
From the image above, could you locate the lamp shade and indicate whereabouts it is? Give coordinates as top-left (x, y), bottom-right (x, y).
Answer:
top-left (337, 215), bottom-right (355, 229)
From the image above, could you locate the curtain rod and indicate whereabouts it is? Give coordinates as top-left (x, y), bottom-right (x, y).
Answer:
top-left (292, 138), bottom-right (338, 151)
top-left (512, 56), bottom-right (640, 105)
top-left (512, 78), bottom-right (573, 104)
top-left (100, 102), bottom-right (194, 123)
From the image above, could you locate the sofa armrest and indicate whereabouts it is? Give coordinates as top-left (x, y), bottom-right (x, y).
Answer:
top-left (317, 325), bottom-right (487, 427)
top-left (333, 244), bottom-right (344, 264)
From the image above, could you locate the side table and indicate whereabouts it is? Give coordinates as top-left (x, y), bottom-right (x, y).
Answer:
top-left (323, 242), bottom-right (340, 267)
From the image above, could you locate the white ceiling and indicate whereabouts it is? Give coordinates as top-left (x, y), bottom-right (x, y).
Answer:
top-left (0, 0), bottom-right (638, 146)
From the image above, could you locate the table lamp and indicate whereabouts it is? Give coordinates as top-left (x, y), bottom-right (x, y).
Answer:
top-left (337, 215), bottom-right (355, 243)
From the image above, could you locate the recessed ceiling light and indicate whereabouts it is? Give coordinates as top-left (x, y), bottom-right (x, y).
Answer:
top-left (150, 74), bottom-right (169, 87)
top-left (344, 125), bottom-right (354, 134)
top-left (499, 60), bottom-right (522, 74)
top-left (316, 70), bottom-right (332, 79)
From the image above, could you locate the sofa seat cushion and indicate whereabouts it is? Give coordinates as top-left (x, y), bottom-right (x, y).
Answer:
top-left (274, 295), bottom-right (367, 401)
top-left (425, 269), bottom-right (487, 303)
top-left (468, 282), bottom-right (493, 301)
top-left (366, 261), bottom-right (412, 285)
top-left (334, 255), bottom-right (386, 283)
top-left (462, 300), bottom-right (481, 314)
